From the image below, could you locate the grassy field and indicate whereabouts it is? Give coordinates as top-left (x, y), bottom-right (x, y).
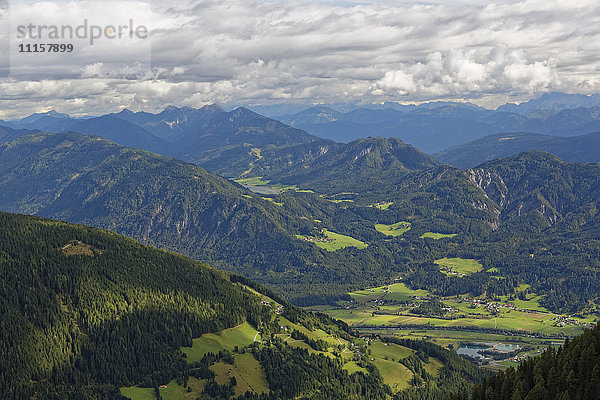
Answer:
top-left (160, 377), bottom-right (206, 400)
top-left (326, 300), bottom-right (589, 336)
top-left (296, 229), bottom-right (368, 252)
top-left (347, 283), bottom-right (430, 303)
top-left (372, 358), bottom-right (413, 392)
top-left (235, 176), bottom-right (271, 186)
top-left (420, 232), bottom-right (458, 240)
top-left (434, 258), bottom-right (483, 276)
top-left (262, 197), bottom-right (283, 206)
top-left (181, 322), bottom-right (258, 362)
top-left (369, 341), bottom-right (414, 361)
top-left (370, 202), bottom-right (394, 210)
top-left (235, 176), bottom-right (303, 192)
top-left (375, 222), bottom-right (411, 237)
top-left (211, 353), bottom-right (269, 397)
top-left (342, 361), bottom-right (367, 374)
top-left (120, 387), bottom-right (155, 400)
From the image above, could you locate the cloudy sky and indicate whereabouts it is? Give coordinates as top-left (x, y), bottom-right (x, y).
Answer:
top-left (1, 0), bottom-right (599, 118)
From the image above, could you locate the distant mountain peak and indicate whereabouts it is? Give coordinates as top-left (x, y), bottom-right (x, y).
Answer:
top-left (16, 110), bottom-right (71, 123)
top-left (116, 109), bottom-right (134, 116)
top-left (201, 103), bottom-right (225, 113)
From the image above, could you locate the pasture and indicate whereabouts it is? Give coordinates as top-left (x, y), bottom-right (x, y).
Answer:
top-left (420, 232), bottom-right (457, 240)
top-left (434, 258), bottom-right (483, 276)
top-left (297, 229), bottom-right (368, 251)
top-left (375, 221), bottom-right (411, 237)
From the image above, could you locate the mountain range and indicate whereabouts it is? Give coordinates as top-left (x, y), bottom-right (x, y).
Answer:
top-left (2, 131), bottom-right (600, 314)
top-left (2, 93), bottom-right (600, 163)
top-left (276, 104), bottom-right (600, 153)
top-left (436, 131), bottom-right (600, 169)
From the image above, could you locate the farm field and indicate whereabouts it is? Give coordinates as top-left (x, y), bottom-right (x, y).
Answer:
top-left (375, 221), bottom-right (411, 236)
top-left (296, 229), bottom-right (368, 251)
top-left (420, 232), bottom-right (458, 239)
top-left (434, 257), bottom-right (483, 276)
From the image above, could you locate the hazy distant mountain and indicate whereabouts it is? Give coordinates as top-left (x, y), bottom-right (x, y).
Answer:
top-left (279, 103), bottom-right (600, 153)
top-left (3, 110), bottom-right (73, 131)
top-left (436, 131), bottom-right (600, 168)
top-left (280, 104), bottom-right (498, 152)
top-left (8, 94), bottom-right (600, 161)
top-left (276, 106), bottom-right (343, 126)
top-left (498, 92), bottom-right (600, 114)
top-left (16, 110), bottom-right (70, 124)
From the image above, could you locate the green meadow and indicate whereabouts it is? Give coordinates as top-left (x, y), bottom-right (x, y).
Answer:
top-left (235, 176), bottom-right (271, 186)
top-left (181, 322), bottom-right (259, 362)
top-left (210, 353), bottom-right (269, 397)
top-left (342, 361), bottom-right (367, 374)
top-left (262, 197), bottom-right (283, 206)
top-left (420, 232), bottom-right (458, 239)
top-left (372, 358), bottom-right (413, 392)
top-left (434, 258), bottom-right (483, 276)
top-left (120, 387), bottom-right (155, 400)
top-left (296, 229), bottom-right (368, 251)
top-left (375, 221), bottom-right (411, 237)
top-left (371, 202), bottom-right (394, 210)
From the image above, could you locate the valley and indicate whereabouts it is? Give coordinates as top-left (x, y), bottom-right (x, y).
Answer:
top-left (313, 280), bottom-right (596, 372)
top-left (120, 285), bottom-right (479, 399)
top-left (2, 100), bottom-right (600, 399)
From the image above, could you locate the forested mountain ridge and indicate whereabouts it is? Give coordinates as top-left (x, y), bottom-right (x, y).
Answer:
top-left (469, 151), bottom-right (600, 227)
top-left (0, 211), bottom-right (272, 398)
top-left (0, 125), bottom-right (39, 142)
top-left (0, 132), bottom-right (327, 292)
top-left (197, 136), bottom-right (441, 194)
top-left (3, 132), bottom-right (600, 314)
top-left (1, 132), bottom-right (455, 303)
top-left (263, 137), bottom-right (441, 193)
